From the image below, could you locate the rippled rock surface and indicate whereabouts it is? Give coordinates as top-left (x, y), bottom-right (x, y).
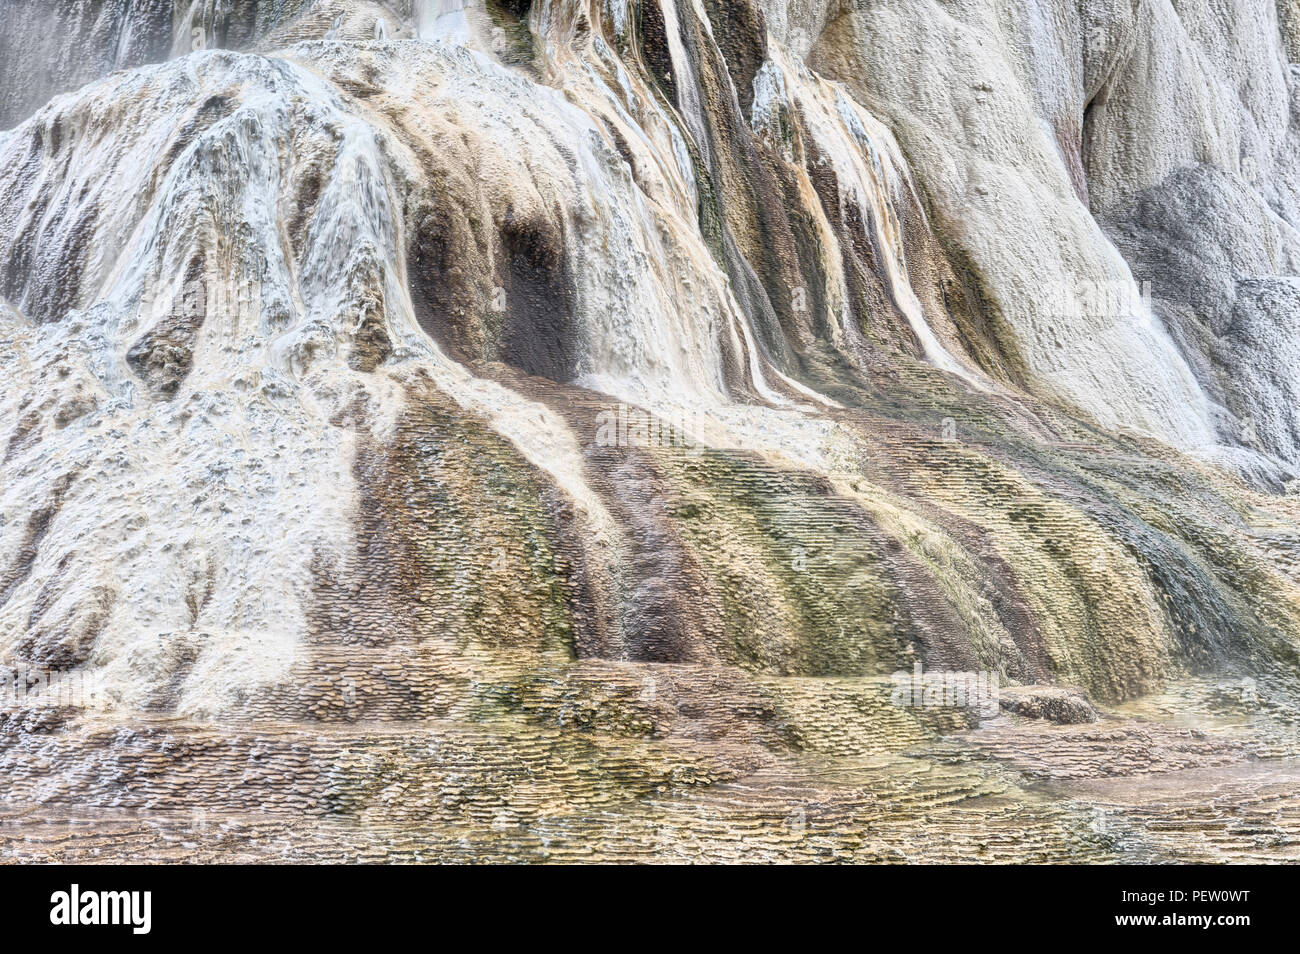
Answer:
top-left (1, 0), bottom-right (1299, 863)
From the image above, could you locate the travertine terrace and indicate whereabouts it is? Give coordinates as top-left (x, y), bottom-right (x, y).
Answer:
top-left (1, 0), bottom-right (1299, 862)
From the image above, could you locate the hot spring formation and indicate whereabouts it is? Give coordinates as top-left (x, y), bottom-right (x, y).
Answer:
top-left (2, 0), bottom-right (1300, 862)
